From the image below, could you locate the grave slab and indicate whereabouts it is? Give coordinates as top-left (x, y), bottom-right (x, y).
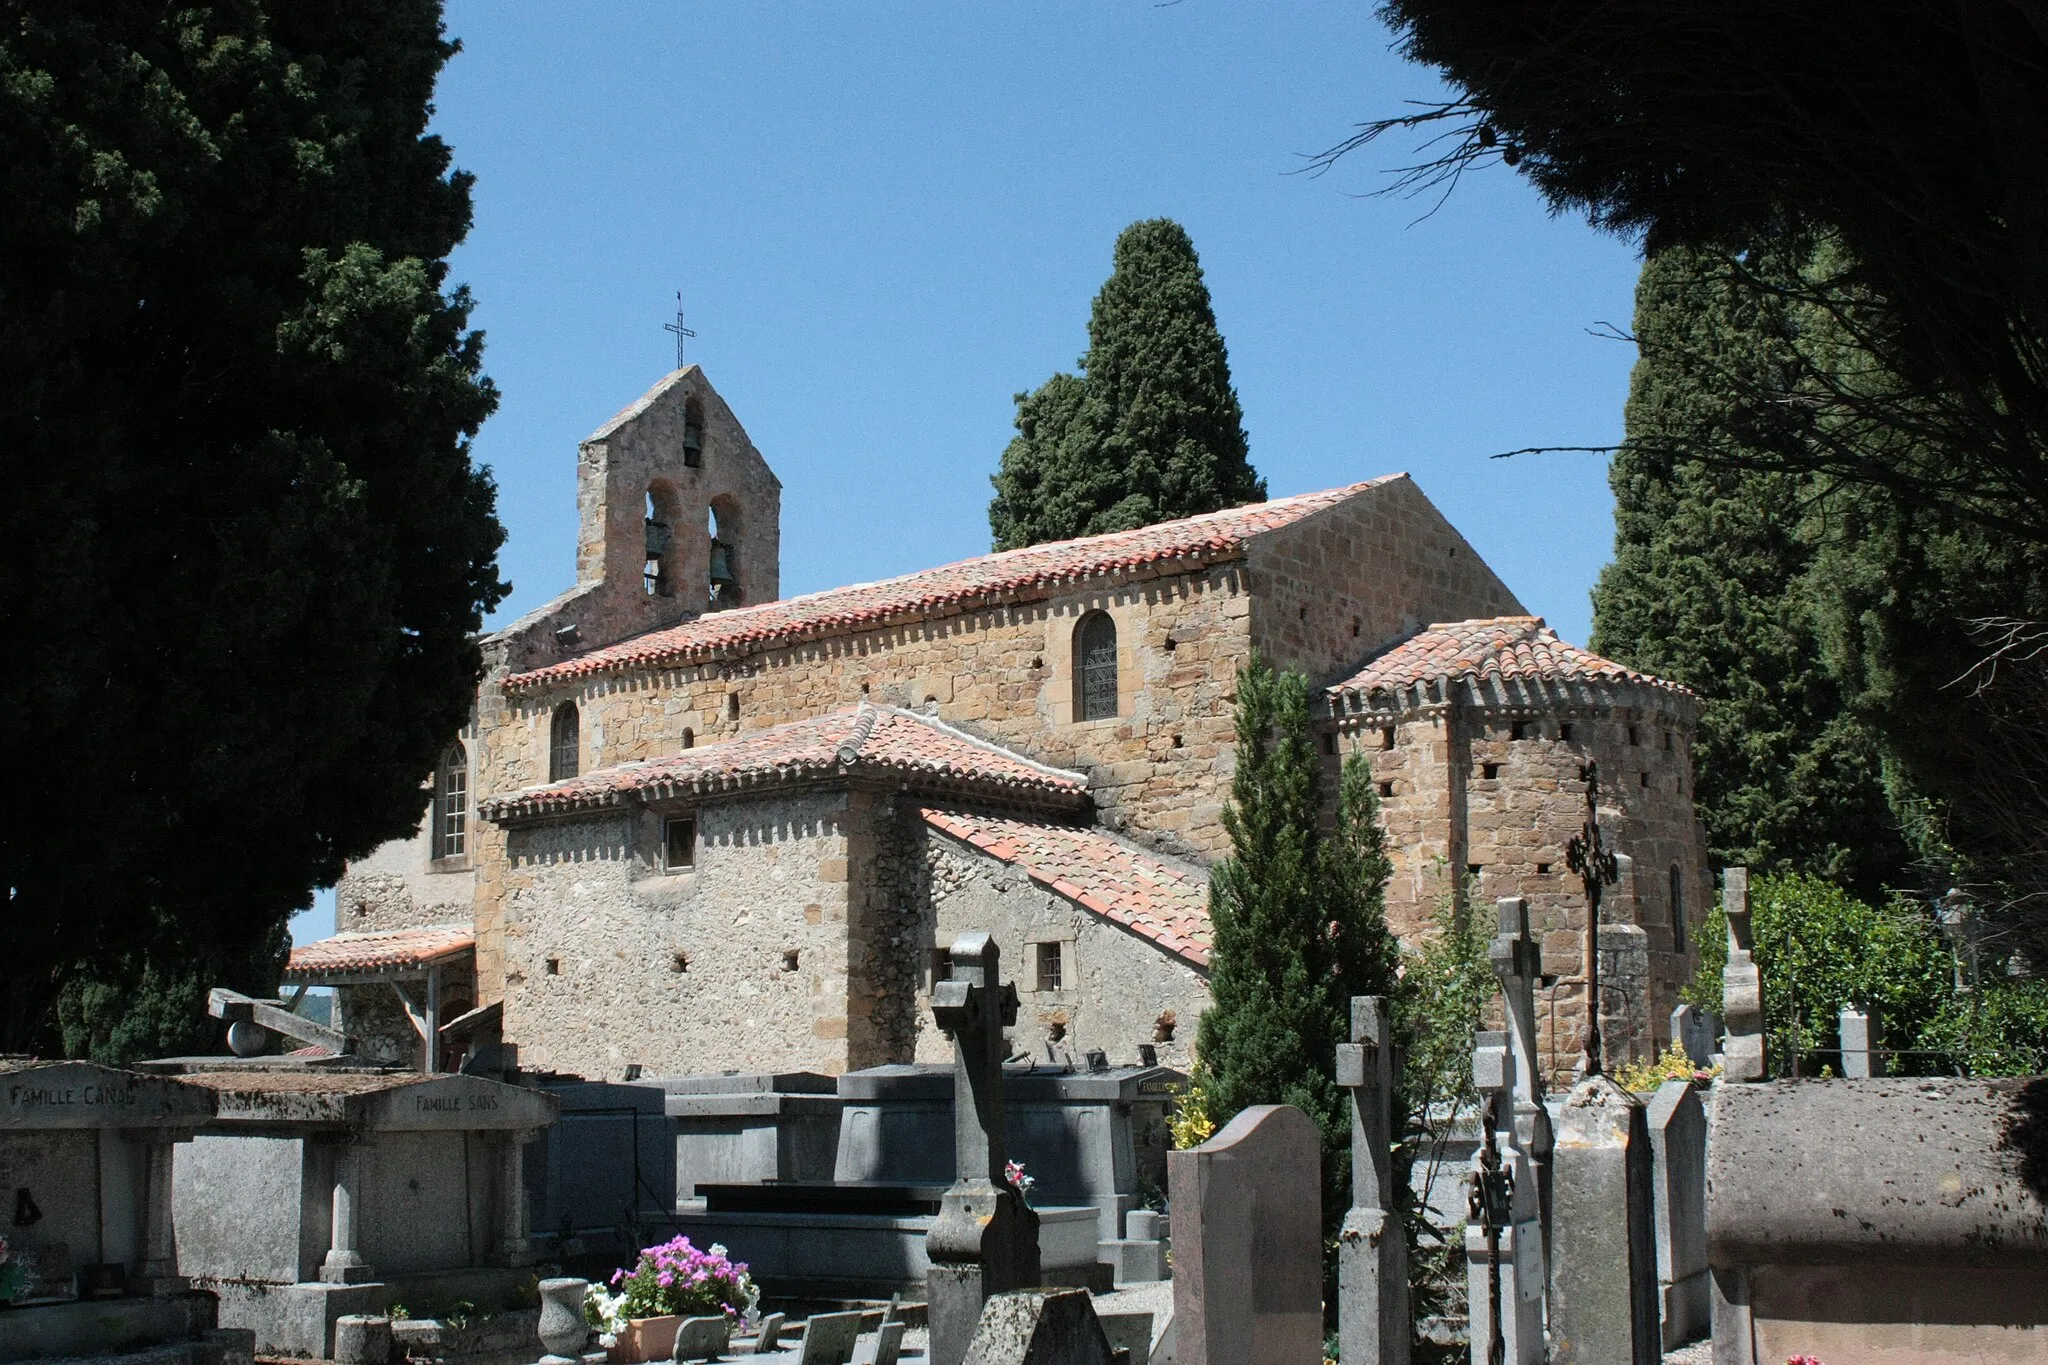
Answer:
top-left (961, 1289), bottom-right (1114, 1365)
top-left (1646, 1081), bottom-right (1708, 1348)
top-left (1547, 1074), bottom-right (1659, 1365)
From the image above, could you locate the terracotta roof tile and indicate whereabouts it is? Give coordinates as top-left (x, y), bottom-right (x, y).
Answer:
top-left (1330, 616), bottom-right (1692, 706)
top-left (284, 925), bottom-right (475, 981)
top-left (507, 478), bottom-right (1398, 690)
top-left (481, 706), bottom-right (1088, 823)
top-left (920, 808), bottom-right (1212, 969)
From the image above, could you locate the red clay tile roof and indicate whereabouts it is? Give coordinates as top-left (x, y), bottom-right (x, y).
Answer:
top-left (921, 808), bottom-right (1212, 969)
top-left (481, 706), bottom-right (1089, 823)
top-left (1329, 616), bottom-right (1692, 708)
top-left (285, 925), bottom-right (475, 982)
top-left (507, 477), bottom-right (1399, 691)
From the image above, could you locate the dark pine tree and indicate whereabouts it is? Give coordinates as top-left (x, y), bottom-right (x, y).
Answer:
top-left (0, 2), bottom-right (505, 1055)
top-left (1590, 244), bottom-right (1910, 897)
top-left (990, 219), bottom-right (1265, 549)
top-left (1194, 654), bottom-right (1403, 1254)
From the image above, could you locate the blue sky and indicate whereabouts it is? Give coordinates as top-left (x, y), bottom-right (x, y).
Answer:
top-left (296, 1), bottom-right (1643, 943)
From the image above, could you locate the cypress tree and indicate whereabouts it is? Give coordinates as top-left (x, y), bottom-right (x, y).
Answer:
top-left (1590, 244), bottom-right (1910, 895)
top-left (990, 219), bottom-right (1265, 549)
top-left (1194, 654), bottom-right (1402, 1246)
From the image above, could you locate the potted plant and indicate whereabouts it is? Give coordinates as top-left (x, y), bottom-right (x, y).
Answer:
top-left (586, 1237), bottom-right (756, 1364)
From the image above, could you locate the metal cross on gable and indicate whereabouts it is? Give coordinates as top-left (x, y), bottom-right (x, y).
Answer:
top-left (1565, 760), bottom-right (1620, 1077)
top-left (664, 291), bottom-right (697, 369)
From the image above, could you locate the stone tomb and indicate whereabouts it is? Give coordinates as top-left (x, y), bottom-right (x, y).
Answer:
top-left (671, 1062), bottom-right (1172, 1299)
top-left (0, 1061), bottom-right (239, 1365)
top-left (523, 1076), bottom-right (673, 1263)
top-left (1709, 1077), bottom-right (2048, 1363)
top-left (158, 1063), bottom-right (558, 1360)
top-left (644, 1071), bottom-right (841, 1202)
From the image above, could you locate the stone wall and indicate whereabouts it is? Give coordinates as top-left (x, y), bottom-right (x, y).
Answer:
top-left (909, 827), bottom-right (1211, 1074)
top-left (494, 789), bottom-right (879, 1079)
top-left (1336, 692), bottom-right (1709, 1082)
top-left (1246, 475), bottom-right (1525, 683)
top-left (483, 565), bottom-right (1255, 867)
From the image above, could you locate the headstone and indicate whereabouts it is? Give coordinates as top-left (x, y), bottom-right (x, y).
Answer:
top-left (673, 1314), bottom-right (731, 1361)
top-left (1094, 1312), bottom-right (1151, 1365)
top-left (1669, 1004), bottom-right (1720, 1068)
top-left (961, 1289), bottom-right (1115, 1365)
top-left (332, 1314), bottom-right (390, 1365)
top-left (1463, 1031), bottom-right (1543, 1365)
top-left (1719, 869), bottom-right (1768, 1082)
top-left (1168, 1104), bottom-right (1322, 1365)
top-left (1547, 1075), bottom-right (1660, 1365)
top-left (750, 1312), bottom-right (785, 1355)
top-left (872, 1319), bottom-right (907, 1365)
top-left (1646, 1081), bottom-right (1709, 1348)
top-left (797, 1310), bottom-right (866, 1365)
top-left (926, 933), bottom-right (1041, 1365)
top-left (1336, 995), bottom-right (1409, 1365)
top-left (1839, 1006), bottom-right (1882, 1079)
top-left (1490, 897), bottom-right (1554, 1262)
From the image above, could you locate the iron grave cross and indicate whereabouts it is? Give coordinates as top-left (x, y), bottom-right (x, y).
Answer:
top-left (1565, 761), bottom-right (1620, 1077)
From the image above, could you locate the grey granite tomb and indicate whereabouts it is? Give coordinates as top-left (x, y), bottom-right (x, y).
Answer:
top-left (0, 1060), bottom-right (236, 1365)
top-left (960, 1289), bottom-right (1115, 1365)
top-left (153, 1062), bottom-right (558, 1361)
top-left (641, 1070), bottom-right (840, 1200)
top-left (1708, 1077), bottom-right (2048, 1364)
top-left (1168, 1104), bottom-right (1321, 1365)
top-left (1547, 1075), bottom-right (1659, 1365)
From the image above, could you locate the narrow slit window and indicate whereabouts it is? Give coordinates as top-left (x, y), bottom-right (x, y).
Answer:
top-left (1036, 941), bottom-right (1064, 992)
top-left (1670, 864), bottom-right (1687, 954)
top-left (1075, 612), bottom-right (1119, 721)
top-left (1381, 726), bottom-right (1397, 750)
top-left (549, 703), bottom-right (580, 782)
top-left (664, 817), bottom-right (697, 871)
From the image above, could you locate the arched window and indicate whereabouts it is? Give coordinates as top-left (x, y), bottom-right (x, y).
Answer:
top-left (549, 703), bottom-right (580, 782)
top-left (682, 396), bottom-right (705, 469)
top-left (1074, 612), bottom-right (1119, 722)
top-left (1670, 864), bottom-right (1687, 954)
top-left (435, 743), bottom-right (467, 860)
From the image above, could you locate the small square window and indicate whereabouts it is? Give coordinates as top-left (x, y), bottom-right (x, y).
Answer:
top-left (1036, 941), bottom-right (1064, 993)
top-left (1639, 771), bottom-right (1650, 789)
top-left (1381, 726), bottom-right (1397, 750)
top-left (1509, 721), bottom-right (1527, 741)
top-left (1559, 723), bottom-right (1574, 742)
top-left (1628, 724), bottom-right (1641, 746)
top-left (1481, 762), bottom-right (1501, 780)
top-left (1322, 734), bottom-right (1338, 756)
top-left (1378, 780), bottom-right (1394, 798)
top-left (664, 817), bottom-right (697, 871)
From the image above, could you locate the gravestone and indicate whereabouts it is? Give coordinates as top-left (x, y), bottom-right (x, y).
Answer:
top-left (872, 1318), bottom-right (907, 1365)
top-left (1463, 1032), bottom-right (1543, 1365)
top-left (671, 1314), bottom-right (730, 1361)
top-left (752, 1312), bottom-right (786, 1354)
top-left (1645, 1081), bottom-right (1708, 1348)
top-left (1839, 1006), bottom-right (1882, 1079)
top-left (1094, 1311), bottom-right (1151, 1365)
top-left (1669, 1005), bottom-right (1720, 1068)
top-left (1168, 1104), bottom-right (1321, 1365)
top-left (795, 1309), bottom-right (864, 1364)
top-left (1336, 995), bottom-right (1408, 1365)
top-left (1547, 1075), bottom-right (1659, 1365)
top-left (926, 933), bottom-right (1041, 1365)
top-left (1718, 868), bottom-right (1767, 1082)
top-left (961, 1289), bottom-right (1115, 1365)
top-left (1489, 898), bottom-right (1553, 1257)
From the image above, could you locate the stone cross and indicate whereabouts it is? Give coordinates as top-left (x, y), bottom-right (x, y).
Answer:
top-left (1337, 996), bottom-right (1409, 1365)
top-left (926, 932), bottom-right (1040, 1365)
top-left (1490, 898), bottom-right (1553, 1170)
top-left (1465, 1029), bottom-right (1545, 1365)
top-left (1718, 868), bottom-right (1768, 1082)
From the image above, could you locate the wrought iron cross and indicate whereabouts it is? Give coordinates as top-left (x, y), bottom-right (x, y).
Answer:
top-left (1565, 761), bottom-right (1619, 1076)
top-left (664, 291), bottom-right (697, 369)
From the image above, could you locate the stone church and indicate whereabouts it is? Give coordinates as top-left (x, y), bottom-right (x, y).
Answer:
top-left (313, 367), bottom-right (1708, 1086)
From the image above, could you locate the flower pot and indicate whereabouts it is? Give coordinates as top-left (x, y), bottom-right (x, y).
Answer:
top-left (608, 1315), bottom-right (681, 1364)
